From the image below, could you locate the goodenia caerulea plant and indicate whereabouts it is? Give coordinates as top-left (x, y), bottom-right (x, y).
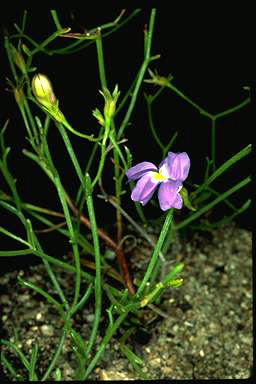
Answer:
top-left (126, 151), bottom-right (190, 211)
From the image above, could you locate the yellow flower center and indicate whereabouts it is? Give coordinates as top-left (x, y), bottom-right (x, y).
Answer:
top-left (152, 172), bottom-right (169, 182)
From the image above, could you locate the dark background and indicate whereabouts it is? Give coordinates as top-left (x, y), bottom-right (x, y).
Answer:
top-left (1, 10), bottom-right (252, 271)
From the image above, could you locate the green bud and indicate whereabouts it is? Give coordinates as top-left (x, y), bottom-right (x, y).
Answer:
top-left (92, 108), bottom-right (105, 126)
top-left (14, 87), bottom-right (25, 106)
top-left (168, 278), bottom-right (183, 288)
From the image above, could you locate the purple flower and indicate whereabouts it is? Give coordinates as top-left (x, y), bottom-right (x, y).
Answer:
top-left (126, 152), bottom-right (190, 211)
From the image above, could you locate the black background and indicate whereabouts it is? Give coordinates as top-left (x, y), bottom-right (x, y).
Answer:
top-left (1, 10), bottom-right (252, 271)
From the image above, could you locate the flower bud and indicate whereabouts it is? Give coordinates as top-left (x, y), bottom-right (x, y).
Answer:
top-left (99, 85), bottom-right (120, 119)
top-left (144, 68), bottom-right (173, 87)
top-left (31, 73), bottom-right (65, 123)
top-left (14, 87), bottom-right (25, 106)
top-left (92, 108), bottom-right (105, 126)
top-left (22, 44), bottom-right (31, 56)
top-left (32, 73), bottom-right (56, 109)
top-left (10, 44), bottom-right (26, 75)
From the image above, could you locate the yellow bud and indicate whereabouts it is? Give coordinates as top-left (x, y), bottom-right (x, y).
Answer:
top-left (32, 73), bottom-right (56, 108)
top-left (31, 73), bottom-right (66, 122)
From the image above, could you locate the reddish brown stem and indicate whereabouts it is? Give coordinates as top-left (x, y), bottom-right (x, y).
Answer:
top-left (115, 247), bottom-right (135, 295)
top-left (66, 194), bottom-right (135, 294)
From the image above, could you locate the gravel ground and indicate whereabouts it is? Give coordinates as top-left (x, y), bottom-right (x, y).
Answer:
top-left (0, 222), bottom-right (252, 380)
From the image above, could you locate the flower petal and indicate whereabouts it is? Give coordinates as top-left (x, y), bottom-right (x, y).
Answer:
top-left (131, 172), bottom-right (159, 205)
top-left (126, 162), bottom-right (157, 181)
top-left (158, 180), bottom-right (183, 211)
top-left (161, 152), bottom-right (190, 181)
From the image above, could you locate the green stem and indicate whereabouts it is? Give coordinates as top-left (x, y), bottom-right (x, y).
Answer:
top-left (32, 233), bottom-right (69, 311)
top-left (91, 115), bottom-right (111, 188)
top-left (18, 276), bottom-right (63, 314)
top-left (84, 174), bottom-right (102, 358)
top-left (163, 131), bottom-right (178, 158)
top-left (50, 10), bottom-right (63, 30)
top-left (165, 82), bottom-right (213, 119)
top-left (29, 344), bottom-right (38, 381)
top-left (62, 119), bottom-right (100, 141)
top-left (211, 117), bottom-right (216, 172)
top-left (75, 29), bottom-right (108, 203)
top-left (17, 105), bottom-right (30, 142)
top-left (175, 176), bottom-right (251, 230)
top-left (4, 36), bottom-right (19, 84)
top-left (116, 73), bottom-right (138, 114)
top-left (164, 82), bottom-right (249, 170)
top-left (95, 32), bottom-right (107, 88)
top-left (22, 97), bottom-right (40, 146)
top-left (145, 94), bottom-right (165, 153)
top-left (113, 132), bottom-right (123, 243)
top-left (41, 314), bottom-right (71, 381)
top-left (136, 208), bottom-right (174, 298)
top-left (56, 122), bottom-right (88, 196)
top-left (0, 249), bottom-right (33, 256)
top-left (33, 248), bottom-right (94, 283)
top-left (95, 28), bottom-right (123, 243)
top-left (42, 136), bottom-right (81, 307)
top-left (0, 226), bottom-right (30, 247)
top-left (30, 28), bottom-right (70, 56)
top-left (83, 311), bottom-right (128, 379)
top-left (103, 195), bottom-right (165, 261)
top-left (0, 158), bottom-right (22, 213)
top-left (55, 176), bottom-right (81, 307)
top-left (118, 9), bottom-right (157, 140)
top-left (194, 144), bottom-right (251, 197)
top-left (42, 10), bottom-right (141, 56)
top-left (214, 97), bottom-right (250, 119)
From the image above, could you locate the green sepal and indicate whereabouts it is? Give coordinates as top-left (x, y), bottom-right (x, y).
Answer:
top-left (180, 187), bottom-right (197, 211)
top-left (40, 103), bottom-right (65, 123)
